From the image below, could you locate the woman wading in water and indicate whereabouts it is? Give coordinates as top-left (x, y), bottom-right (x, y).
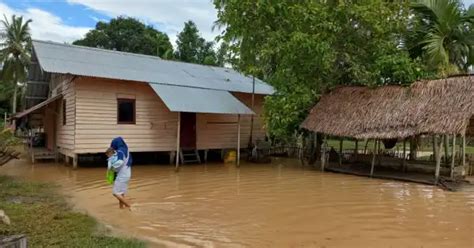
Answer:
top-left (106, 137), bottom-right (132, 209)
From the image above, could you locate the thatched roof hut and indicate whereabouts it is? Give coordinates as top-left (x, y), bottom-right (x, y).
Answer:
top-left (301, 75), bottom-right (474, 139)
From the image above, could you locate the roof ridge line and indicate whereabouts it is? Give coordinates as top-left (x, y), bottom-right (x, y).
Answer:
top-left (33, 39), bottom-right (165, 61)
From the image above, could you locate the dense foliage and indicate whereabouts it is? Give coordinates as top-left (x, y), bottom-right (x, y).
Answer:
top-left (73, 16), bottom-right (174, 59)
top-left (0, 15), bottom-right (32, 114)
top-left (175, 20), bottom-right (220, 65)
top-left (409, 0), bottom-right (474, 76)
top-left (214, 0), bottom-right (429, 138)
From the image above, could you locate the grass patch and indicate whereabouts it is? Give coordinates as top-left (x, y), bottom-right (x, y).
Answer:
top-left (0, 176), bottom-right (145, 248)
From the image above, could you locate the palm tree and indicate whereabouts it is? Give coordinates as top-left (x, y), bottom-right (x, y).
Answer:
top-left (410, 0), bottom-right (474, 76)
top-left (0, 15), bottom-right (32, 114)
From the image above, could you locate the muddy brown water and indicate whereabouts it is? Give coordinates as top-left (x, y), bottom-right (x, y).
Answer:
top-left (1, 158), bottom-right (473, 248)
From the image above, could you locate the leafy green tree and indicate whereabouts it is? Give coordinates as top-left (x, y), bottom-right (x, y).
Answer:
top-left (410, 0), bottom-right (474, 76)
top-left (214, 0), bottom-right (423, 138)
top-left (175, 20), bottom-right (218, 65)
top-left (74, 16), bottom-right (173, 58)
top-left (0, 15), bottom-right (32, 114)
top-left (0, 71), bottom-right (14, 118)
top-left (216, 41), bottom-right (231, 67)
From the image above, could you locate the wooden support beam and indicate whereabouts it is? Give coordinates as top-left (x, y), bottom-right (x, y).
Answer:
top-left (338, 138), bottom-right (343, 166)
top-left (370, 139), bottom-right (377, 177)
top-left (462, 133), bottom-right (466, 175)
top-left (169, 151), bottom-right (175, 165)
top-left (321, 135), bottom-right (326, 172)
top-left (204, 150), bottom-right (209, 163)
top-left (175, 112), bottom-right (181, 171)
top-left (450, 135), bottom-right (456, 178)
top-left (402, 139), bottom-right (407, 172)
top-left (434, 135), bottom-right (443, 184)
top-left (65, 155), bottom-right (70, 165)
top-left (237, 114), bottom-right (241, 166)
top-left (72, 154), bottom-right (78, 169)
top-left (248, 76), bottom-right (255, 148)
top-left (444, 135), bottom-right (450, 164)
top-left (26, 80), bottom-right (49, 85)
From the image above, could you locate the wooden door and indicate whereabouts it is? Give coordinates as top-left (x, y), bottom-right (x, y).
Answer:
top-left (180, 112), bottom-right (196, 149)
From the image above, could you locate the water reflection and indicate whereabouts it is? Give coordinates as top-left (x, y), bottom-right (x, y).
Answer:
top-left (1, 158), bottom-right (473, 248)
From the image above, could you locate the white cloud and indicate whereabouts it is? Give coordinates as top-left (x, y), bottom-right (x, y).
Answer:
top-left (67, 0), bottom-right (220, 46)
top-left (0, 2), bottom-right (91, 43)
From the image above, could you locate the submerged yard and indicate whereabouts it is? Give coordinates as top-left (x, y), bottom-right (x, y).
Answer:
top-left (1, 159), bottom-right (473, 247)
top-left (0, 175), bottom-right (144, 248)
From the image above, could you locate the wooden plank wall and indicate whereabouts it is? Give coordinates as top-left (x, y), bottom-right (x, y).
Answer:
top-left (196, 93), bottom-right (266, 149)
top-left (74, 77), bottom-right (178, 154)
top-left (53, 76), bottom-right (75, 154)
top-left (43, 103), bottom-right (57, 151)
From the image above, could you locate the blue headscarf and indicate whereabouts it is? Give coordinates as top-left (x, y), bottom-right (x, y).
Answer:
top-left (110, 137), bottom-right (132, 166)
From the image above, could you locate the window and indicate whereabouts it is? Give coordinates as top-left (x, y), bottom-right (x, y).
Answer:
top-left (117, 99), bottom-right (136, 124)
top-left (62, 100), bottom-right (67, 125)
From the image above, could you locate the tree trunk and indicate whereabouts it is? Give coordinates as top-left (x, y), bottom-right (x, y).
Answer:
top-left (12, 83), bottom-right (18, 114)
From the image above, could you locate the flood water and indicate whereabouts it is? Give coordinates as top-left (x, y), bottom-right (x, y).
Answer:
top-left (1, 158), bottom-right (473, 247)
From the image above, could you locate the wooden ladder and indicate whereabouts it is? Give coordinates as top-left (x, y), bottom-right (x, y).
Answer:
top-left (179, 149), bottom-right (201, 164)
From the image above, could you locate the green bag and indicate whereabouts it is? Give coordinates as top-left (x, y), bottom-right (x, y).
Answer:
top-left (106, 170), bottom-right (115, 185)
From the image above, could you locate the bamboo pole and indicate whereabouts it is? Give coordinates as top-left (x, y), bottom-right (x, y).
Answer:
top-left (434, 135), bottom-right (443, 184)
top-left (338, 138), bottom-right (343, 166)
top-left (450, 135), bottom-right (456, 178)
top-left (321, 135), bottom-right (326, 172)
top-left (370, 139), bottom-right (377, 177)
top-left (237, 114), bottom-right (241, 166)
top-left (175, 112), bottom-right (181, 171)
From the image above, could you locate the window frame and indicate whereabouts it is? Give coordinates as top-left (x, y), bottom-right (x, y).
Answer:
top-left (117, 98), bottom-right (136, 124)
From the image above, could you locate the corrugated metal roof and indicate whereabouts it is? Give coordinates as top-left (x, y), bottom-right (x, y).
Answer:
top-left (150, 83), bottom-right (254, 115)
top-left (32, 40), bottom-right (274, 95)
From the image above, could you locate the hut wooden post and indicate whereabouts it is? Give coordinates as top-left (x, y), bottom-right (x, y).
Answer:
top-left (402, 139), bottom-right (407, 172)
top-left (462, 133), bottom-right (466, 175)
top-left (338, 138), bottom-right (343, 166)
top-left (321, 135), bottom-right (326, 172)
top-left (237, 114), bottom-right (241, 166)
top-left (450, 135), bottom-right (456, 178)
top-left (370, 139), bottom-right (377, 177)
top-left (432, 136), bottom-right (437, 162)
top-left (444, 135), bottom-right (450, 164)
top-left (354, 140), bottom-right (359, 155)
top-left (175, 112), bottom-right (181, 171)
top-left (434, 135), bottom-right (443, 184)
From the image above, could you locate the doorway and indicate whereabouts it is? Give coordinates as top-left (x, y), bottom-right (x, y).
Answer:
top-left (180, 112), bottom-right (196, 149)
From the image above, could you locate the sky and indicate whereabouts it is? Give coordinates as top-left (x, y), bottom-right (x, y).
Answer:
top-left (0, 0), bottom-right (473, 47)
top-left (0, 0), bottom-right (219, 46)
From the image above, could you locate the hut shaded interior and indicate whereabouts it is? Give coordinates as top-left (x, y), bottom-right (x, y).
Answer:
top-left (301, 75), bottom-right (474, 185)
